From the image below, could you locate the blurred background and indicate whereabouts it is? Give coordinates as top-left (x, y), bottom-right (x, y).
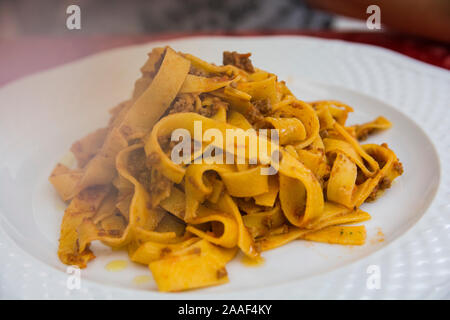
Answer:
top-left (0, 0), bottom-right (449, 85)
top-left (1, 0), bottom-right (449, 41)
top-left (0, 0), bottom-right (357, 37)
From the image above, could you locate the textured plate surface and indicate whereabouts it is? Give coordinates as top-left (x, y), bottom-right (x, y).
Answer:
top-left (0, 36), bottom-right (448, 299)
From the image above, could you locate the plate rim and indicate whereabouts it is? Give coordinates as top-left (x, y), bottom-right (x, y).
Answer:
top-left (1, 34), bottom-right (449, 92)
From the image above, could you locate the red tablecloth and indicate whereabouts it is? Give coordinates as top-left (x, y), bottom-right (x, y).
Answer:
top-left (0, 31), bottom-right (448, 87)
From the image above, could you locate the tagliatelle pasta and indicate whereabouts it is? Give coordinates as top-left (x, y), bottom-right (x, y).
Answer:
top-left (49, 47), bottom-right (403, 292)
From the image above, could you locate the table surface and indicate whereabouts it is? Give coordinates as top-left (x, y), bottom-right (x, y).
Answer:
top-left (0, 31), bottom-right (449, 87)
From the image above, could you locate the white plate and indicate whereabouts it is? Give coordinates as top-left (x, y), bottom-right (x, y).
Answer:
top-left (0, 36), bottom-right (448, 299)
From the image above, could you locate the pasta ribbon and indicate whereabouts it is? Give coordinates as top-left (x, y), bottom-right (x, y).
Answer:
top-left (149, 239), bottom-right (237, 292)
top-left (180, 75), bottom-right (234, 94)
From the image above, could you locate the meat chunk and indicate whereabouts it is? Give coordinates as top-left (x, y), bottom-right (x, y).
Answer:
top-left (169, 94), bottom-right (228, 118)
top-left (366, 177), bottom-right (392, 202)
top-left (244, 104), bottom-right (264, 125)
top-left (158, 134), bottom-right (178, 153)
top-left (148, 169), bottom-right (171, 199)
top-left (169, 94), bottom-right (196, 114)
top-left (197, 96), bottom-right (229, 118)
top-left (253, 98), bottom-right (272, 116)
top-left (127, 148), bottom-right (147, 177)
top-left (223, 51), bottom-right (255, 73)
top-left (243, 99), bottom-right (272, 125)
top-left (393, 161), bottom-right (404, 175)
